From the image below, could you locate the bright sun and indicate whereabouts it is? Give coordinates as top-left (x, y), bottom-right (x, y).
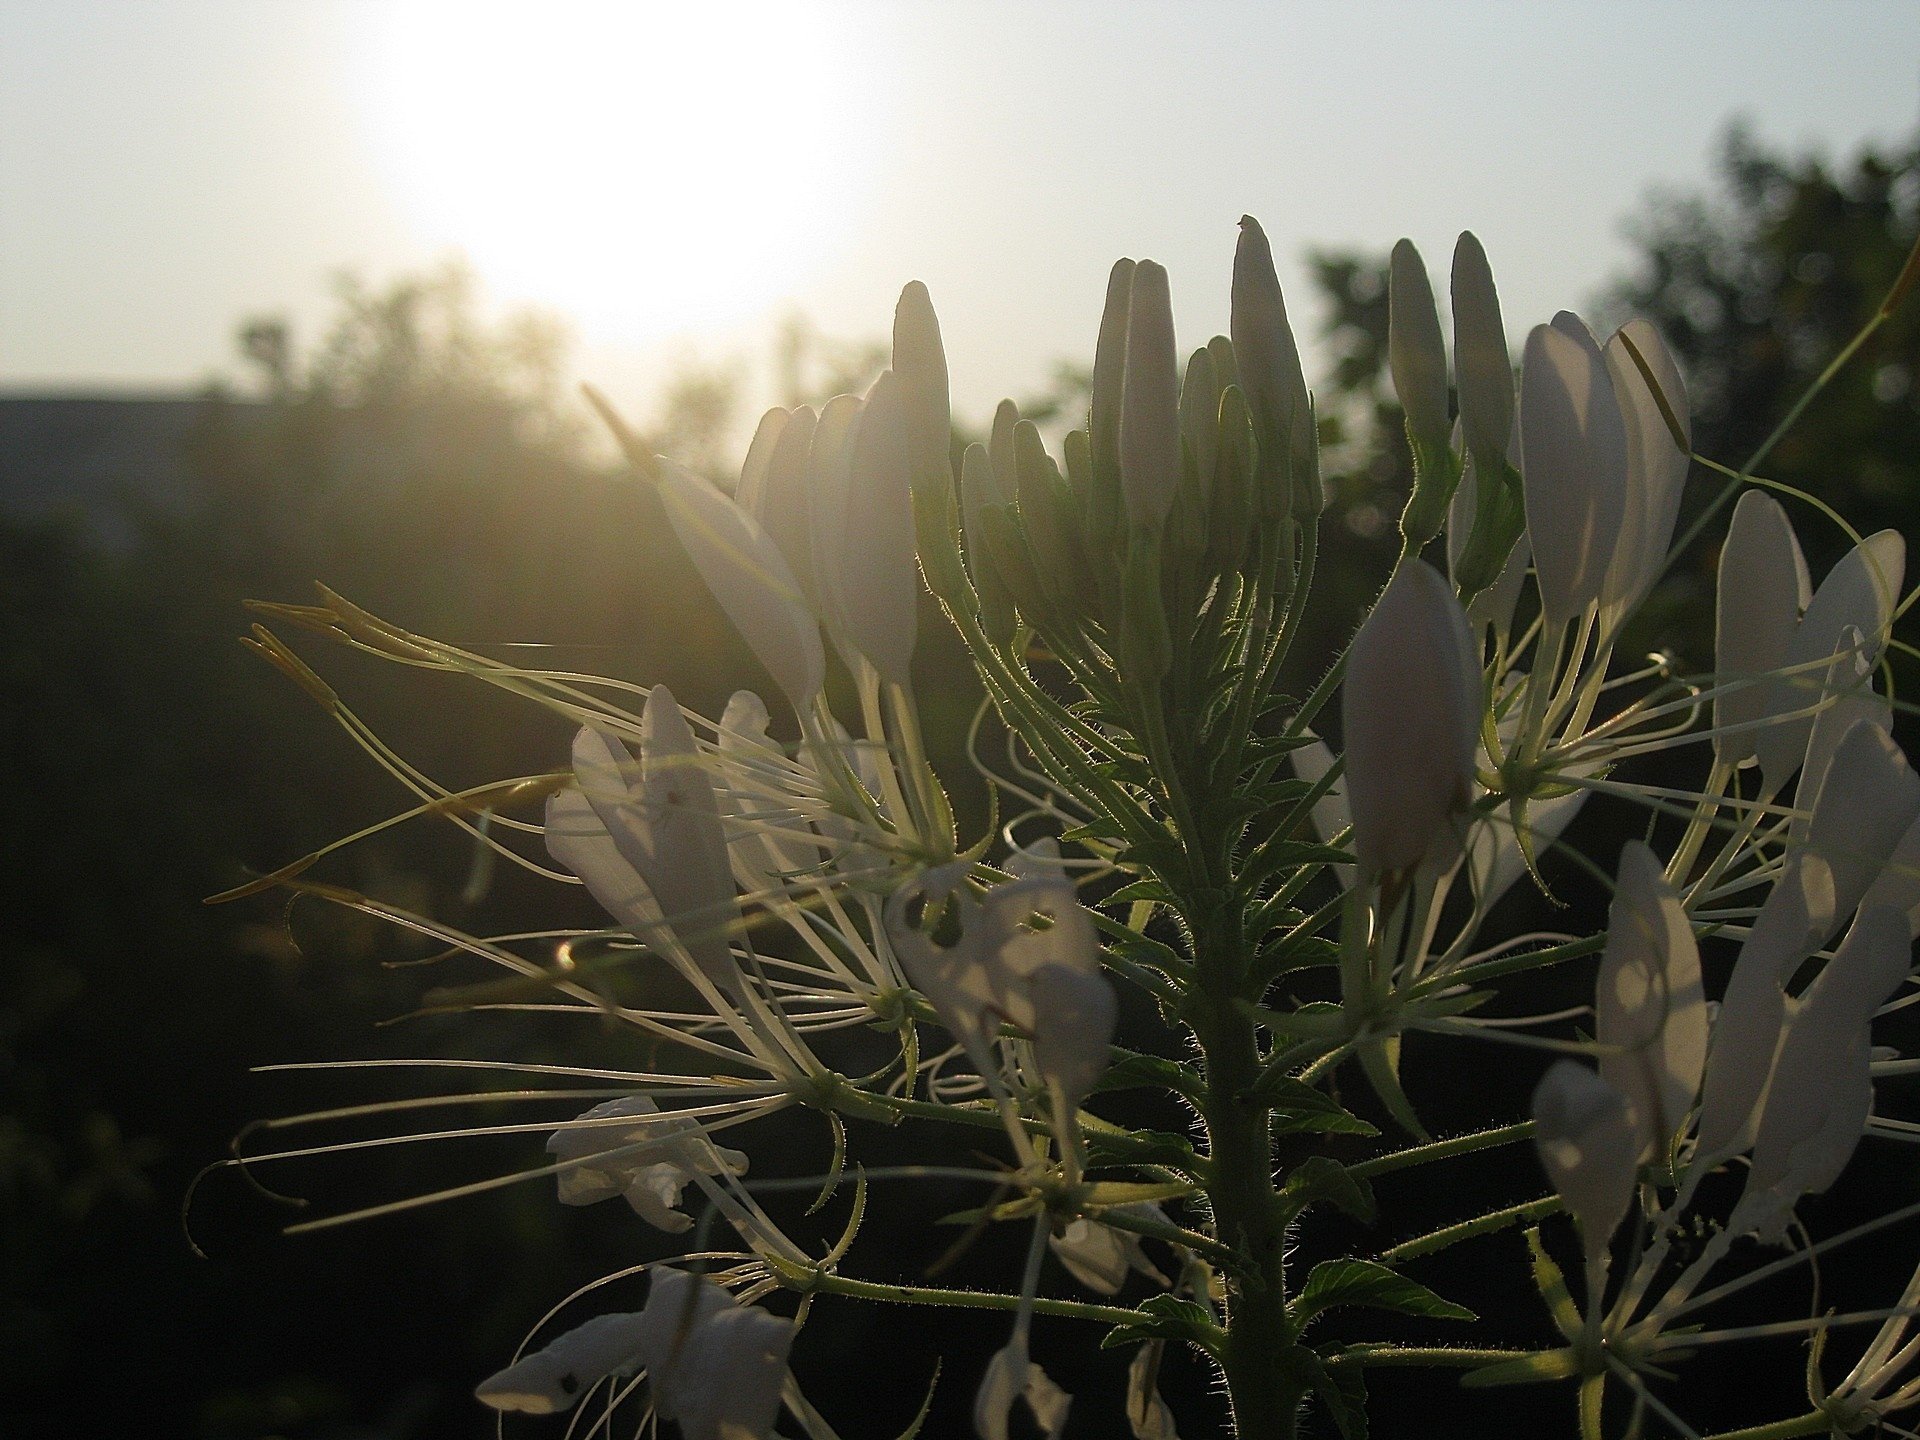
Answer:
top-left (360, 2), bottom-right (873, 344)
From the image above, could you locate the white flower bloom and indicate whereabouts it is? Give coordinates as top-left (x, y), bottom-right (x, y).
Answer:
top-left (654, 456), bottom-right (824, 714)
top-left (1120, 259), bottom-right (1181, 534)
top-left (1599, 320), bottom-right (1690, 620)
top-left (1450, 231), bottom-right (1512, 471)
top-left (975, 1338), bottom-right (1072, 1440)
top-left (1735, 906), bottom-right (1912, 1243)
top-left (1342, 560), bottom-right (1481, 877)
top-left (1388, 238), bottom-right (1450, 452)
top-left (885, 864), bottom-right (1117, 1105)
top-left (1519, 317), bottom-right (1629, 628)
top-left (1595, 841), bottom-right (1707, 1161)
top-left (1532, 1060), bottom-right (1640, 1263)
top-left (1126, 1342), bottom-right (1181, 1440)
top-left (1049, 1204), bottom-right (1171, 1295)
top-left (637, 1269), bottom-right (795, 1440)
top-left (545, 1096), bottom-right (749, 1234)
top-left (570, 695), bottom-right (741, 990)
top-left (476, 1309), bottom-right (651, 1414)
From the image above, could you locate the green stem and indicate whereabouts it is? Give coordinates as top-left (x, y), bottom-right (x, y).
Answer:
top-left (1190, 896), bottom-right (1304, 1438)
top-left (1348, 1121), bottom-right (1535, 1180)
top-left (1378, 1196), bottom-right (1562, 1265)
top-left (764, 1256), bottom-right (1146, 1328)
top-left (1323, 1344), bottom-right (1543, 1371)
top-left (1699, 1412), bottom-right (1837, 1440)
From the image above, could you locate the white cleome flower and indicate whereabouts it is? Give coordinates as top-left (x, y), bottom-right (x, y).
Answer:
top-left (545, 1096), bottom-right (749, 1234)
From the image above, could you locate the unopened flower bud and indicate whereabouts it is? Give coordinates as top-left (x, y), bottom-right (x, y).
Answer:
top-left (1389, 238), bottom-right (1451, 454)
top-left (892, 280), bottom-right (952, 496)
top-left (1341, 560), bottom-right (1481, 877)
top-left (1232, 215), bottom-right (1314, 519)
top-left (1089, 258), bottom-right (1137, 551)
top-left (1450, 231), bottom-right (1513, 471)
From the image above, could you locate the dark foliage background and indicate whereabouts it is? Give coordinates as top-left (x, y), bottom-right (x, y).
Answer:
top-left (2, 126), bottom-right (1917, 1437)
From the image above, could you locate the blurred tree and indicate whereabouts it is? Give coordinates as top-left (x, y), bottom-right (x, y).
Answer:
top-left (1604, 124), bottom-right (1920, 579)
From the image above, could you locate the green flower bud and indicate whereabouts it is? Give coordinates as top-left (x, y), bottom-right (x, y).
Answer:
top-left (1231, 215), bottom-right (1315, 520)
top-left (1450, 231), bottom-right (1513, 472)
top-left (1120, 259), bottom-right (1181, 535)
top-left (960, 442), bottom-right (1017, 646)
top-left (1088, 258), bottom-right (1136, 553)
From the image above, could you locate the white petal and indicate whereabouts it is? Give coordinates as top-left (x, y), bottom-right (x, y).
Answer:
top-left (1696, 855), bottom-right (1837, 1156)
top-left (655, 457), bottom-right (824, 712)
top-left (1714, 491), bottom-right (1810, 770)
top-left (1601, 321), bottom-right (1690, 617)
top-left (1342, 560), bottom-right (1481, 875)
top-left (1739, 907), bottom-right (1911, 1239)
top-left (1800, 719), bottom-right (1920, 941)
top-left (1126, 1343), bottom-right (1181, 1440)
top-left (1532, 1061), bottom-right (1639, 1261)
top-left (579, 693), bottom-right (740, 989)
top-left (749, 404), bottom-right (822, 614)
top-left (476, 1310), bottom-right (650, 1414)
top-left (545, 784), bottom-right (661, 942)
top-left (657, 1304), bottom-right (794, 1440)
top-left (1790, 636), bottom-right (1888, 849)
top-left (1596, 841), bottom-right (1707, 1159)
top-left (1757, 529), bottom-right (1906, 790)
top-left (825, 370), bottom-right (919, 686)
top-left (974, 1343), bottom-right (1071, 1440)
top-left (1862, 815), bottom-right (1920, 937)
top-left (733, 406), bottom-right (789, 517)
top-left (1520, 320), bottom-right (1629, 628)
top-left (1028, 963), bottom-right (1119, 1109)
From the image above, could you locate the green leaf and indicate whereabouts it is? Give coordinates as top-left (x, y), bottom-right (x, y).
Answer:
top-left (1279, 1156), bottom-right (1377, 1224)
top-left (891, 1361), bottom-right (942, 1438)
top-left (1084, 1128), bottom-right (1202, 1172)
top-left (1292, 1259), bottom-right (1475, 1327)
top-left (1091, 1052), bottom-right (1205, 1104)
top-left (1310, 1357), bottom-right (1369, 1440)
top-left (1102, 878), bottom-right (1174, 906)
top-left (1251, 1074), bottom-right (1379, 1137)
top-left (1098, 1294), bottom-right (1222, 1352)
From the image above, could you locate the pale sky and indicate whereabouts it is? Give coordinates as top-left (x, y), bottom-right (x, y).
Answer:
top-left (3, 0), bottom-right (1918, 435)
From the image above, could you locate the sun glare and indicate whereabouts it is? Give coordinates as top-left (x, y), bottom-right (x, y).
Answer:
top-left (360, 2), bottom-right (873, 345)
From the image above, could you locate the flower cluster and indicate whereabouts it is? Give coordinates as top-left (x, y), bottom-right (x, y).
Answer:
top-left (222, 212), bottom-right (1920, 1440)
